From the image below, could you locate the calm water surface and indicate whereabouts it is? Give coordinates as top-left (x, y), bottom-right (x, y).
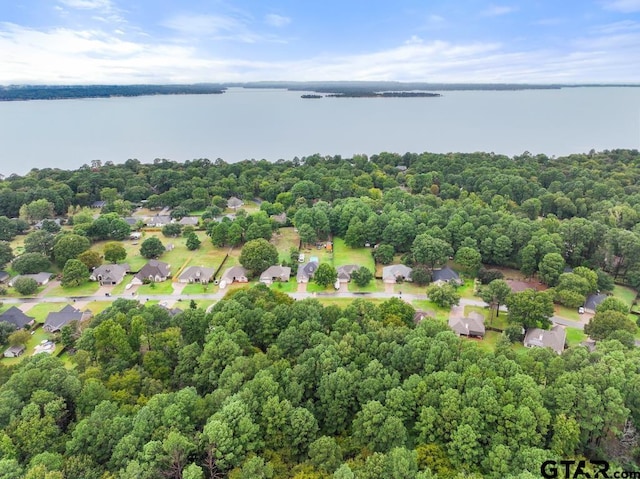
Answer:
top-left (0, 87), bottom-right (638, 175)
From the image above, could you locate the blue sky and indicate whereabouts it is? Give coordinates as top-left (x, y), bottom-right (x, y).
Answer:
top-left (1, 0), bottom-right (639, 83)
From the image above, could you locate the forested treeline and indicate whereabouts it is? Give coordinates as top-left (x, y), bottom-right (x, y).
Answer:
top-left (2, 150), bottom-right (640, 285)
top-left (0, 287), bottom-right (638, 478)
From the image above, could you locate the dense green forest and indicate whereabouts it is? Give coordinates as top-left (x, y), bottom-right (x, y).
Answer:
top-left (1, 150), bottom-right (640, 477)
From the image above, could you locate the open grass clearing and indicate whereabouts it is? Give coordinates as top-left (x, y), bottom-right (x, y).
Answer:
top-left (613, 285), bottom-right (637, 307)
top-left (457, 279), bottom-right (478, 299)
top-left (85, 301), bottom-right (112, 316)
top-left (555, 305), bottom-right (581, 322)
top-left (412, 300), bottom-right (451, 321)
top-left (271, 227), bottom-right (300, 263)
top-left (393, 282), bottom-right (425, 295)
top-left (566, 327), bottom-right (587, 347)
top-left (332, 238), bottom-right (375, 270)
top-left (470, 330), bottom-right (501, 352)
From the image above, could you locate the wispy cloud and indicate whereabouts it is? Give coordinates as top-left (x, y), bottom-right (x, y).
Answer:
top-left (601, 0), bottom-right (640, 13)
top-left (265, 14), bottom-right (291, 28)
top-left (481, 5), bottom-right (518, 17)
top-left (59, 0), bottom-right (113, 9)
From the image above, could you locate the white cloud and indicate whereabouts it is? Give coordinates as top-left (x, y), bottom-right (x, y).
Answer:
top-left (265, 14), bottom-right (291, 28)
top-left (481, 5), bottom-right (518, 17)
top-left (59, 0), bottom-right (113, 10)
top-left (601, 0), bottom-right (640, 12)
top-left (1, 19), bottom-right (639, 84)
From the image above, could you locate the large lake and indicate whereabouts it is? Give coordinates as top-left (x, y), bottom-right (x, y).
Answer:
top-left (0, 87), bottom-right (639, 175)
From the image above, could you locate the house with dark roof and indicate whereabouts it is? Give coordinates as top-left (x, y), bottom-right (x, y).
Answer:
top-left (448, 312), bottom-right (485, 338)
top-left (297, 261), bottom-right (319, 283)
top-left (413, 310), bottom-right (434, 323)
top-left (584, 293), bottom-right (608, 314)
top-left (220, 266), bottom-right (249, 288)
top-left (3, 345), bottom-right (25, 358)
top-left (382, 264), bottom-right (413, 283)
top-left (9, 272), bottom-right (52, 287)
top-left (432, 267), bottom-right (462, 286)
top-left (179, 216), bottom-right (199, 226)
top-left (90, 264), bottom-right (130, 285)
top-left (0, 306), bottom-right (35, 329)
top-left (91, 200), bottom-right (107, 209)
top-left (336, 264), bottom-right (360, 283)
top-left (33, 218), bottom-right (62, 230)
top-left (0, 271), bottom-right (9, 283)
top-left (178, 266), bottom-right (215, 284)
top-left (124, 217), bottom-right (139, 227)
top-left (132, 260), bottom-right (171, 285)
top-left (260, 265), bottom-right (291, 284)
top-left (44, 305), bottom-right (91, 333)
top-left (523, 325), bottom-right (566, 354)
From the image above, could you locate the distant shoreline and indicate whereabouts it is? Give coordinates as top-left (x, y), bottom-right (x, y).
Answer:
top-left (1, 81), bottom-right (638, 101)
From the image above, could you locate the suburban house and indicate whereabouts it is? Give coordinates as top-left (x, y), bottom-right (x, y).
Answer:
top-left (413, 310), bottom-right (434, 323)
top-left (178, 216), bottom-right (199, 226)
top-left (0, 271), bottom-right (9, 283)
top-left (584, 293), bottom-right (608, 314)
top-left (44, 305), bottom-right (91, 333)
top-left (3, 345), bottom-right (26, 358)
top-left (227, 197), bottom-right (244, 210)
top-left (297, 261), bottom-right (319, 283)
top-left (523, 325), bottom-right (566, 354)
top-left (337, 264), bottom-right (360, 283)
top-left (124, 217), bottom-right (139, 227)
top-left (132, 260), bottom-right (171, 285)
top-left (448, 312), bottom-right (486, 338)
top-left (260, 265), bottom-right (292, 285)
top-left (90, 264), bottom-right (130, 285)
top-left (0, 306), bottom-right (35, 329)
top-left (382, 264), bottom-right (413, 283)
top-left (219, 266), bottom-right (249, 288)
top-left (91, 200), bottom-right (107, 209)
top-left (159, 304), bottom-right (183, 317)
top-left (432, 267), bottom-right (462, 286)
top-left (9, 272), bottom-right (52, 287)
top-left (145, 215), bottom-right (172, 227)
top-left (178, 266), bottom-right (215, 284)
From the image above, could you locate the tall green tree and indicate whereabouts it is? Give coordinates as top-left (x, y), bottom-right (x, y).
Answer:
top-left (505, 289), bottom-right (554, 329)
top-left (239, 239), bottom-right (278, 277)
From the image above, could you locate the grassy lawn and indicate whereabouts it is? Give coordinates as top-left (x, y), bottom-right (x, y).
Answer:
top-left (457, 279), bottom-right (478, 299)
top-left (307, 282), bottom-right (335, 293)
top-left (555, 305), bottom-right (581, 321)
top-left (471, 330), bottom-right (501, 352)
top-left (315, 297), bottom-right (386, 308)
top-left (270, 281), bottom-right (298, 293)
top-left (85, 301), bottom-right (112, 315)
top-left (111, 279), bottom-right (132, 295)
top-left (394, 282), bottom-right (426, 295)
top-left (137, 281), bottom-right (174, 296)
top-left (181, 282), bottom-right (216, 295)
top-left (46, 281), bottom-right (100, 298)
top-left (412, 300), bottom-right (451, 320)
top-left (348, 279), bottom-right (382, 293)
top-left (613, 285), bottom-right (637, 307)
top-left (271, 227), bottom-right (300, 263)
top-left (27, 303), bottom-right (68, 323)
top-left (487, 310), bottom-right (509, 330)
top-left (566, 327), bottom-right (587, 347)
top-left (332, 238), bottom-right (375, 270)
top-left (194, 300), bottom-right (217, 312)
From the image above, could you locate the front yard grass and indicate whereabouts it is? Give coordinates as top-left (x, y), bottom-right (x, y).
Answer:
top-left (85, 301), bottom-right (113, 315)
top-left (348, 280), bottom-right (382, 293)
top-left (181, 282), bottom-right (215, 295)
top-left (393, 282), bottom-right (426, 295)
top-left (46, 281), bottom-right (100, 298)
top-left (270, 281), bottom-right (298, 293)
top-left (307, 282), bottom-right (335, 293)
top-left (555, 305), bottom-right (581, 322)
top-left (412, 300), bottom-right (451, 321)
top-left (457, 279), bottom-right (478, 299)
top-left (137, 281), bottom-right (174, 296)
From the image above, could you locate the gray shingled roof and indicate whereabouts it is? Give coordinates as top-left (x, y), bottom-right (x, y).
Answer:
top-left (297, 261), bottom-right (319, 282)
top-left (260, 265), bottom-right (291, 282)
top-left (448, 312), bottom-right (485, 337)
top-left (44, 305), bottom-right (84, 332)
top-left (9, 272), bottom-right (52, 286)
top-left (382, 264), bottom-right (412, 281)
top-left (584, 293), bottom-right (607, 311)
top-left (135, 260), bottom-right (171, 282)
top-left (524, 325), bottom-right (566, 354)
top-left (227, 197), bottom-right (244, 208)
top-left (0, 306), bottom-right (34, 329)
top-left (221, 266), bottom-right (249, 283)
top-left (337, 264), bottom-right (360, 281)
top-left (90, 264), bottom-right (130, 283)
top-left (178, 266), bottom-right (215, 283)
top-left (432, 267), bottom-right (460, 283)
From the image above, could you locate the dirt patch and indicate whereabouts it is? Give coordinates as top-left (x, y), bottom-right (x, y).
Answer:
top-left (506, 279), bottom-right (549, 293)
